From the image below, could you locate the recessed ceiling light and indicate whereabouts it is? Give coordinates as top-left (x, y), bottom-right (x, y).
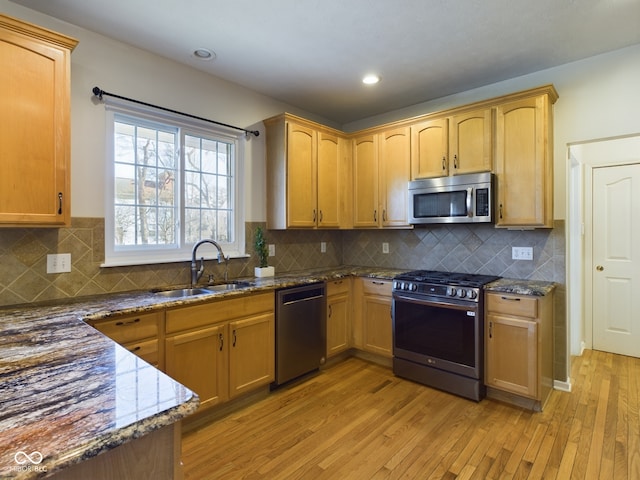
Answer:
top-left (193, 48), bottom-right (216, 60)
top-left (362, 74), bottom-right (380, 85)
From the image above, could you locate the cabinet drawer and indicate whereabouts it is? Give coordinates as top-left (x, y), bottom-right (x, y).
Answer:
top-left (487, 293), bottom-right (537, 318)
top-left (361, 278), bottom-right (392, 296)
top-left (326, 278), bottom-right (350, 296)
top-left (123, 338), bottom-right (158, 366)
top-left (166, 291), bottom-right (275, 334)
top-left (91, 311), bottom-right (161, 344)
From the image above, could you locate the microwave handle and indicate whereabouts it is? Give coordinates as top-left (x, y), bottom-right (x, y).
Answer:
top-left (466, 187), bottom-right (473, 217)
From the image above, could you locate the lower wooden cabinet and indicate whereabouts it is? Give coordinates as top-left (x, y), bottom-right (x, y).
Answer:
top-left (353, 278), bottom-right (393, 358)
top-left (88, 310), bottom-right (163, 369)
top-left (326, 278), bottom-right (352, 357)
top-left (165, 292), bottom-right (275, 412)
top-left (485, 290), bottom-right (554, 409)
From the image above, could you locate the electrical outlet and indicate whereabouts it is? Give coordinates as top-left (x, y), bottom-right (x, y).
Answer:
top-left (268, 244), bottom-right (276, 257)
top-left (320, 242), bottom-right (326, 253)
top-left (382, 242), bottom-right (389, 254)
top-left (512, 247), bottom-right (533, 261)
top-left (47, 253), bottom-right (71, 273)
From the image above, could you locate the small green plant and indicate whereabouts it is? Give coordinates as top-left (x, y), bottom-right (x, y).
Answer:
top-left (254, 226), bottom-right (269, 268)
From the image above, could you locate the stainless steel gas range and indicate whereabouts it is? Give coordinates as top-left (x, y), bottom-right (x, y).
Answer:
top-left (391, 270), bottom-right (500, 401)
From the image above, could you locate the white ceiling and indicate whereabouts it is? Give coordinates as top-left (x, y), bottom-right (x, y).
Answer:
top-left (10, 0), bottom-right (640, 125)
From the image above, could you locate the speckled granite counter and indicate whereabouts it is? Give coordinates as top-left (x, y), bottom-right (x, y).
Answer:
top-left (485, 278), bottom-right (556, 296)
top-left (0, 265), bottom-right (404, 478)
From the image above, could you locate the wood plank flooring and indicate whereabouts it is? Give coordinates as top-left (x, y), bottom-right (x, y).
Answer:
top-left (182, 349), bottom-right (640, 479)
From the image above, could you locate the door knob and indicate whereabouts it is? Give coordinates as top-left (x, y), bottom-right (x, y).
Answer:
top-left (596, 265), bottom-right (604, 271)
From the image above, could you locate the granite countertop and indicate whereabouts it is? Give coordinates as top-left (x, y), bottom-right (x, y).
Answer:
top-left (485, 278), bottom-right (556, 297)
top-left (0, 265), bottom-right (403, 479)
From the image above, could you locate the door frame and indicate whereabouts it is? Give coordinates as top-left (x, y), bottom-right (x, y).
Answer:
top-left (568, 133), bottom-right (640, 356)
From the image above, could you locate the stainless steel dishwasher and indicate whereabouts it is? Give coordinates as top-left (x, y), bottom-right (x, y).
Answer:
top-left (272, 282), bottom-right (326, 387)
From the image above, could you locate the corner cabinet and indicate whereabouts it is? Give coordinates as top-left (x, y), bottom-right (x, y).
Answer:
top-left (265, 114), bottom-right (351, 229)
top-left (410, 108), bottom-right (492, 179)
top-left (485, 290), bottom-right (554, 410)
top-left (165, 292), bottom-right (274, 412)
top-left (0, 14), bottom-right (78, 227)
top-left (353, 127), bottom-right (411, 228)
top-left (494, 87), bottom-right (558, 228)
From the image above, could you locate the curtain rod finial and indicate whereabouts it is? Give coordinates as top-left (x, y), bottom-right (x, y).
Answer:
top-left (92, 86), bottom-right (103, 99)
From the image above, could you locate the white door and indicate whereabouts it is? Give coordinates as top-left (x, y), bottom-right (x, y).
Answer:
top-left (592, 163), bottom-right (640, 357)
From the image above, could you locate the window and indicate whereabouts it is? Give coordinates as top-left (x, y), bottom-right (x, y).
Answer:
top-left (104, 103), bottom-right (244, 266)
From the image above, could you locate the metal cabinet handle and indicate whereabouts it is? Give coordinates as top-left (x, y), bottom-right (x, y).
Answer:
top-left (442, 156), bottom-right (446, 171)
top-left (313, 209), bottom-right (317, 222)
top-left (499, 203), bottom-right (503, 219)
top-left (500, 296), bottom-right (521, 301)
top-left (328, 305), bottom-right (332, 318)
top-left (319, 210), bottom-right (323, 222)
top-left (374, 210), bottom-right (377, 222)
top-left (382, 210), bottom-right (387, 222)
top-left (58, 192), bottom-right (63, 215)
top-left (489, 321), bottom-right (493, 339)
top-left (453, 154), bottom-right (458, 169)
top-left (219, 333), bottom-right (224, 351)
top-left (233, 329), bottom-right (237, 347)
top-left (596, 265), bottom-right (604, 271)
top-left (115, 318), bottom-right (141, 326)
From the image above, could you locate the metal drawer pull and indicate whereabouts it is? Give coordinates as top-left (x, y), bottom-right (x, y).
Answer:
top-left (596, 265), bottom-right (604, 271)
top-left (116, 318), bottom-right (141, 326)
top-left (372, 281), bottom-right (385, 285)
top-left (500, 296), bottom-right (521, 301)
top-left (129, 346), bottom-right (141, 352)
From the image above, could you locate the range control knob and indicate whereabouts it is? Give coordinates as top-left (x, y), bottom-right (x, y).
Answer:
top-left (457, 288), bottom-right (466, 298)
top-left (410, 283), bottom-right (418, 292)
top-left (468, 289), bottom-right (478, 299)
top-left (447, 287), bottom-right (456, 296)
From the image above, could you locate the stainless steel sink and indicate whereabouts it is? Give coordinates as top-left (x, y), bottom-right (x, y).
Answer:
top-left (207, 281), bottom-right (253, 292)
top-left (152, 282), bottom-right (252, 297)
top-left (153, 287), bottom-right (214, 298)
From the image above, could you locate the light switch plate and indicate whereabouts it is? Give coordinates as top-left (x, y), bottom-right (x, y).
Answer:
top-left (268, 244), bottom-right (276, 257)
top-left (382, 242), bottom-right (389, 254)
top-left (320, 242), bottom-right (326, 253)
top-left (47, 253), bottom-right (71, 273)
top-left (512, 247), bottom-right (533, 261)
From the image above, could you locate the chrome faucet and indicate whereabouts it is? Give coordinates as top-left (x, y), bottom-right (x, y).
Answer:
top-left (191, 239), bottom-right (228, 287)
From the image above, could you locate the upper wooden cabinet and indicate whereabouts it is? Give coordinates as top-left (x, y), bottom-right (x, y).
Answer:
top-left (353, 127), bottom-right (411, 228)
top-left (411, 108), bottom-right (492, 179)
top-left (494, 88), bottom-right (558, 228)
top-left (265, 114), bottom-right (351, 229)
top-left (410, 117), bottom-right (448, 179)
top-left (0, 15), bottom-right (78, 227)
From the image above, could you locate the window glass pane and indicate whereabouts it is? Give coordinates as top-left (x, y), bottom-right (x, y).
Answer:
top-left (114, 118), bottom-right (178, 248)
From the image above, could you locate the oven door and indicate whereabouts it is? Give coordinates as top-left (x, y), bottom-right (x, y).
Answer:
top-left (392, 293), bottom-right (483, 379)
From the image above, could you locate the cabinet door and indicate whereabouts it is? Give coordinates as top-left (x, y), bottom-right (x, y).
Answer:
top-left (410, 118), bottom-right (448, 179)
top-left (362, 294), bottom-right (393, 358)
top-left (316, 131), bottom-right (341, 228)
top-left (165, 324), bottom-right (228, 410)
top-left (449, 108), bottom-right (492, 175)
top-left (494, 94), bottom-right (553, 227)
top-left (228, 312), bottom-right (274, 398)
top-left (485, 313), bottom-right (537, 398)
top-left (287, 121), bottom-right (317, 227)
top-left (0, 19), bottom-right (76, 226)
top-left (352, 134), bottom-right (379, 227)
top-left (379, 127), bottom-right (411, 227)
top-left (327, 292), bottom-right (350, 357)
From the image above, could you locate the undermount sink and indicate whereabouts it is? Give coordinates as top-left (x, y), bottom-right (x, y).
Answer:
top-left (152, 281), bottom-right (252, 297)
top-left (207, 281), bottom-right (253, 291)
top-left (153, 287), bottom-right (214, 298)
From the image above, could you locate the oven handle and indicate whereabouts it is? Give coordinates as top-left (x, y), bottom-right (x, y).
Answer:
top-left (393, 293), bottom-right (477, 312)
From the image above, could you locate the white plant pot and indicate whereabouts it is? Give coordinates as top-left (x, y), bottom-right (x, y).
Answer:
top-left (254, 266), bottom-right (275, 277)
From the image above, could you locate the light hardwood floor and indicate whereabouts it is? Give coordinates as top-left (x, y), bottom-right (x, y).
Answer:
top-left (182, 349), bottom-right (640, 479)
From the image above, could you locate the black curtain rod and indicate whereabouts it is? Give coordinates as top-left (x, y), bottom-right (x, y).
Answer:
top-left (91, 86), bottom-right (259, 137)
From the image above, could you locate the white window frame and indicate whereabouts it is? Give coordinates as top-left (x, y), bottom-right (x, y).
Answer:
top-left (102, 99), bottom-right (246, 267)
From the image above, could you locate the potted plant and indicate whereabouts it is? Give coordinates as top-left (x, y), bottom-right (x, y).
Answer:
top-left (253, 226), bottom-right (274, 277)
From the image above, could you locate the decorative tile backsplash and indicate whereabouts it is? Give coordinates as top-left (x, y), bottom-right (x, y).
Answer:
top-left (0, 217), bottom-right (566, 380)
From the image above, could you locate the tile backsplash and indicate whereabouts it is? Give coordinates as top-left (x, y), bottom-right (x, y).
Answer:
top-left (0, 217), bottom-right (566, 380)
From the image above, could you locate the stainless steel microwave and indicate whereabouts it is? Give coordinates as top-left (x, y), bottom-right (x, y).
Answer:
top-left (408, 172), bottom-right (494, 224)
